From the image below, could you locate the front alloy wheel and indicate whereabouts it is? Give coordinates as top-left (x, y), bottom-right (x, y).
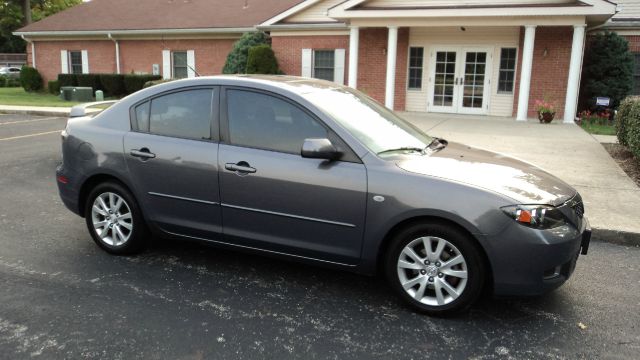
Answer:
top-left (386, 222), bottom-right (485, 315)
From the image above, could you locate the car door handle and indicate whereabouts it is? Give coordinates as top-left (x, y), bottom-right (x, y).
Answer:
top-left (130, 148), bottom-right (156, 159)
top-left (225, 162), bottom-right (256, 174)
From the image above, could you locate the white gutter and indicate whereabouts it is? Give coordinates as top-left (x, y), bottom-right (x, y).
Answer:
top-left (257, 23), bottom-right (349, 31)
top-left (13, 27), bottom-right (256, 37)
top-left (107, 33), bottom-right (120, 74)
top-left (21, 35), bottom-right (36, 68)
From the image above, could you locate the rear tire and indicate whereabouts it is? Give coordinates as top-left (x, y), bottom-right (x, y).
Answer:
top-left (384, 222), bottom-right (485, 316)
top-left (84, 181), bottom-right (148, 255)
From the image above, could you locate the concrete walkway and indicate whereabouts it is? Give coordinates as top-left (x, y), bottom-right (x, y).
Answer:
top-left (402, 112), bottom-right (640, 242)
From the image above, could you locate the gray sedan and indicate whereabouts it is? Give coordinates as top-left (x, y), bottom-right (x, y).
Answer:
top-left (56, 76), bottom-right (590, 315)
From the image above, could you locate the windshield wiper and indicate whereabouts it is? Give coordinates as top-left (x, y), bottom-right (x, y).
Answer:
top-left (377, 147), bottom-right (425, 155)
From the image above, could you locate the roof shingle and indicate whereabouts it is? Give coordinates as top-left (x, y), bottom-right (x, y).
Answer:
top-left (17, 0), bottom-right (304, 33)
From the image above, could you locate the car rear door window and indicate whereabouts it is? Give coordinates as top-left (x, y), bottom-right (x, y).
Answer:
top-left (148, 89), bottom-right (213, 140)
top-left (226, 89), bottom-right (327, 154)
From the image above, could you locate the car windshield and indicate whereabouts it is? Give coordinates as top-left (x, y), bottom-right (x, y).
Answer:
top-left (303, 87), bottom-right (433, 155)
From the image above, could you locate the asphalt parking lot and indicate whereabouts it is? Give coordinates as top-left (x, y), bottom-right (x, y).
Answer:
top-left (0, 114), bottom-right (639, 359)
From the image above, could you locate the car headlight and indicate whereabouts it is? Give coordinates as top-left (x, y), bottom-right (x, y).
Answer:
top-left (501, 205), bottom-right (568, 229)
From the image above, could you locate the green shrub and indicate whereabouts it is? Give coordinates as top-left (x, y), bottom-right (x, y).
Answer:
top-left (246, 45), bottom-right (281, 75)
top-left (123, 74), bottom-right (161, 95)
top-left (76, 74), bottom-right (102, 93)
top-left (58, 74), bottom-right (77, 87)
top-left (223, 31), bottom-right (270, 74)
top-left (6, 77), bottom-right (20, 87)
top-left (100, 74), bottom-right (125, 97)
top-left (0, 75), bottom-right (6, 87)
top-left (626, 100), bottom-right (640, 159)
top-left (48, 80), bottom-right (61, 95)
top-left (20, 66), bottom-right (43, 92)
top-left (616, 97), bottom-right (637, 146)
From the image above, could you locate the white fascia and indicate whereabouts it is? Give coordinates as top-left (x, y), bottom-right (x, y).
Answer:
top-left (13, 27), bottom-right (256, 37)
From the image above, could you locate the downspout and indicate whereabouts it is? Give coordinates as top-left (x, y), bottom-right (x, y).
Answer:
top-left (21, 35), bottom-right (36, 68)
top-left (108, 33), bottom-right (121, 74)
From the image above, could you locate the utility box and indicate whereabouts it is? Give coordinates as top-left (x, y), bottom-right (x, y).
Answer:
top-left (95, 90), bottom-right (104, 102)
top-left (60, 86), bottom-right (93, 102)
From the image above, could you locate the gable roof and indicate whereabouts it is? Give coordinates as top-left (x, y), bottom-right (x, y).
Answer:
top-left (16, 0), bottom-right (304, 34)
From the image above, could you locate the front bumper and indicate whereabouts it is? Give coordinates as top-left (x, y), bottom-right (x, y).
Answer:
top-left (489, 216), bottom-right (591, 297)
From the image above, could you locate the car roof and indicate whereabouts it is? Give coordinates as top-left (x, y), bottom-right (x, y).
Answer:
top-left (179, 75), bottom-right (345, 95)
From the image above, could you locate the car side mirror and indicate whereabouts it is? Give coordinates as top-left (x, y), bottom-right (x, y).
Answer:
top-left (301, 138), bottom-right (342, 161)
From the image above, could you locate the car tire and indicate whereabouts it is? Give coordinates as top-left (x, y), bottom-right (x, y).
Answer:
top-left (84, 181), bottom-right (148, 255)
top-left (384, 222), bottom-right (485, 316)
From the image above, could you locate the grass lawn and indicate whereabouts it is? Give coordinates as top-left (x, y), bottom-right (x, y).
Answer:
top-left (0, 87), bottom-right (81, 107)
top-left (580, 122), bottom-right (617, 136)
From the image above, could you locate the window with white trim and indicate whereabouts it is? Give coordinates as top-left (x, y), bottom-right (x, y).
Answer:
top-left (313, 50), bottom-right (335, 82)
top-left (408, 47), bottom-right (424, 90)
top-left (498, 48), bottom-right (517, 94)
top-left (69, 51), bottom-right (83, 74)
top-left (172, 51), bottom-right (188, 79)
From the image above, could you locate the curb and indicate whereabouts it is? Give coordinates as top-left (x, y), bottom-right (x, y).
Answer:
top-left (592, 228), bottom-right (640, 247)
top-left (0, 109), bottom-right (70, 117)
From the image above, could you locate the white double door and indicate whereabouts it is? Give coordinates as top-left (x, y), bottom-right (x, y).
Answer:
top-left (428, 47), bottom-right (493, 115)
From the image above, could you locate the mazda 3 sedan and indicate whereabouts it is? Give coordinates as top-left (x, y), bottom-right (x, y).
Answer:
top-left (56, 75), bottom-right (590, 315)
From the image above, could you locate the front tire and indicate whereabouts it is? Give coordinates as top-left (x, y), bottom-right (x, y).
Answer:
top-left (84, 181), bottom-right (148, 255)
top-left (385, 222), bottom-right (485, 315)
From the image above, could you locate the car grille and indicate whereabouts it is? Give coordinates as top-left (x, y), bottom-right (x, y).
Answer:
top-left (568, 194), bottom-right (584, 219)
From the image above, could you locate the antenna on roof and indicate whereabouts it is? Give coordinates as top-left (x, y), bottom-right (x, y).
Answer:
top-left (187, 64), bottom-right (201, 77)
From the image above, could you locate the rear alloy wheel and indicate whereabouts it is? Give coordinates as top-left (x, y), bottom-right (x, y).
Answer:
top-left (385, 223), bottom-right (485, 315)
top-left (85, 182), bottom-right (148, 254)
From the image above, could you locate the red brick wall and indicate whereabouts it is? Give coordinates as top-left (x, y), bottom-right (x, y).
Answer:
top-left (272, 35), bottom-right (351, 85)
top-left (31, 38), bottom-right (235, 84)
top-left (271, 29), bottom-right (408, 111)
top-left (513, 26), bottom-right (573, 118)
top-left (623, 35), bottom-right (640, 52)
top-left (119, 39), bottom-right (235, 76)
top-left (33, 40), bottom-right (115, 83)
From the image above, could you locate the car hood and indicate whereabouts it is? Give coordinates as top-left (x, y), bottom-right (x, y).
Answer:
top-left (395, 142), bottom-right (576, 206)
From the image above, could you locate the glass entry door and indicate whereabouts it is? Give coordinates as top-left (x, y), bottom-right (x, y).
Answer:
top-left (428, 48), bottom-right (492, 115)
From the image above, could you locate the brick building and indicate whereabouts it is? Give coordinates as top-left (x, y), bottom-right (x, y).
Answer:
top-left (14, 0), bottom-right (620, 122)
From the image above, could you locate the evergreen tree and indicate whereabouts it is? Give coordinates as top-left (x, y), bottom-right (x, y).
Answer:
top-left (246, 45), bottom-right (281, 75)
top-left (581, 31), bottom-right (634, 109)
top-left (222, 31), bottom-right (270, 74)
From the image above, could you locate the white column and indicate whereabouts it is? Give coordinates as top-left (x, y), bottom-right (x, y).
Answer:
top-left (31, 42), bottom-right (36, 68)
top-left (564, 25), bottom-right (586, 123)
top-left (385, 26), bottom-right (398, 109)
top-left (348, 26), bottom-right (359, 88)
top-left (516, 25), bottom-right (537, 121)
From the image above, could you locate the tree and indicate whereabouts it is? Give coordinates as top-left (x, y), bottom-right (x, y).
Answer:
top-left (222, 31), bottom-right (270, 74)
top-left (246, 45), bottom-right (281, 75)
top-left (581, 31), bottom-right (635, 110)
top-left (0, 0), bottom-right (81, 53)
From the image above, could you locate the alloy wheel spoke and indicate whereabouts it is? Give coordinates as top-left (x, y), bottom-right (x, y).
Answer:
top-left (93, 220), bottom-right (108, 228)
top-left (413, 279), bottom-right (428, 300)
top-left (434, 280), bottom-right (446, 305)
top-left (425, 237), bottom-right (446, 262)
top-left (118, 221), bottom-right (132, 230)
top-left (98, 197), bottom-right (109, 214)
top-left (398, 260), bottom-right (423, 270)
top-left (402, 275), bottom-right (424, 290)
top-left (402, 247), bottom-right (423, 264)
top-left (441, 255), bottom-right (464, 270)
top-left (114, 226), bottom-right (127, 244)
top-left (93, 205), bottom-right (107, 216)
top-left (113, 197), bottom-right (123, 212)
top-left (117, 213), bottom-right (131, 221)
top-left (441, 268), bottom-right (468, 279)
top-left (108, 193), bottom-right (115, 210)
top-left (99, 225), bottom-right (110, 239)
top-left (438, 278), bottom-right (461, 300)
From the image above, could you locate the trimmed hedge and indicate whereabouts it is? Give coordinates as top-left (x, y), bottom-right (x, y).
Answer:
top-left (55, 73), bottom-right (161, 96)
top-left (76, 74), bottom-right (102, 93)
top-left (48, 80), bottom-right (61, 95)
top-left (246, 44), bottom-right (281, 74)
top-left (58, 74), bottom-right (77, 87)
top-left (124, 74), bottom-right (161, 95)
top-left (616, 96), bottom-right (640, 158)
top-left (100, 74), bottom-right (125, 97)
top-left (20, 66), bottom-right (43, 92)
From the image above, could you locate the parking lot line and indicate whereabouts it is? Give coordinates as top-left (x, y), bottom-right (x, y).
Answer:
top-left (0, 117), bottom-right (62, 126)
top-left (0, 130), bottom-right (61, 142)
